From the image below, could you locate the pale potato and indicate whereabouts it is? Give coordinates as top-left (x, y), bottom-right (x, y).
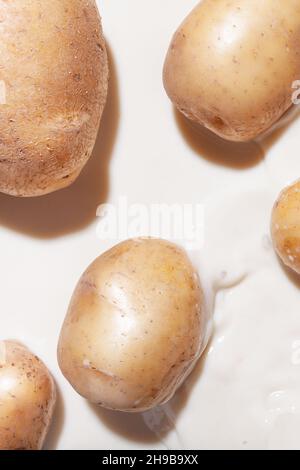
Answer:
top-left (271, 180), bottom-right (300, 274)
top-left (58, 238), bottom-right (206, 412)
top-left (163, 0), bottom-right (300, 142)
top-left (0, 341), bottom-right (56, 450)
top-left (0, 0), bottom-right (108, 196)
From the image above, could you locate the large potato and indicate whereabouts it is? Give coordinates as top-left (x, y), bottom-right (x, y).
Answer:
top-left (58, 238), bottom-right (206, 412)
top-left (163, 0), bottom-right (300, 142)
top-left (0, 341), bottom-right (56, 450)
top-left (0, 0), bottom-right (108, 196)
top-left (271, 180), bottom-right (300, 274)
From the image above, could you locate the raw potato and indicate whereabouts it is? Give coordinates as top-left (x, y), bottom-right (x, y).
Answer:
top-left (0, 0), bottom-right (108, 197)
top-left (0, 341), bottom-right (56, 450)
top-left (271, 180), bottom-right (300, 274)
top-left (163, 0), bottom-right (300, 142)
top-left (58, 238), bottom-right (206, 412)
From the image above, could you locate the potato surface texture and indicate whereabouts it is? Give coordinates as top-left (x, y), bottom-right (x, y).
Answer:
top-left (271, 180), bottom-right (300, 274)
top-left (0, 341), bottom-right (56, 450)
top-left (163, 0), bottom-right (300, 142)
top-left (58, 238), bottom-right (206, 412)
top-left (0, 0), bottom-right (108, 196)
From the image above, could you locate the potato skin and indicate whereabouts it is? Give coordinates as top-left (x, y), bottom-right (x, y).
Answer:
top-left (163, 0), bottom-right (300, 142)
top-left (58, 238), bottom-right (205, 412)
top-left (271, 180), bottom-right (300, 274)
top-left (0, 341), bottom-right (56, 450)
top-left (0, 0), bottom-right (108, 196)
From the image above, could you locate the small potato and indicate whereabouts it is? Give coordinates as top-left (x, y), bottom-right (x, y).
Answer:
top-left (0, 341), bottom-right (56, 450)
top-left (0, 0), bottom-right (108, 196)
top-left (163, 0), bottom-right (300, 142)
top-left (271, 180), bottom-right (300, 274)
top-left (58, 238), bottom-right (206, 412)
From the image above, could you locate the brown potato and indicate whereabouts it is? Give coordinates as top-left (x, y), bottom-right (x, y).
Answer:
top-left (163, 0), bottom-right (300, 142)
top-left (0, 0), bottom-right (108, 196)
top-left (58, 238), bottom-right (206, 412)
top-left (0, 341), bottom-right (56, 450)
top-left (271, 180), bottom-right (300, 274)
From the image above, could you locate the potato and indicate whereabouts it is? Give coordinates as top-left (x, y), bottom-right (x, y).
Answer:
top-left (163, 0), bottom-right (300, 142)
top-left (271, 180), bottom-right (300, 274)
top-left (0, 341), bottom-right (56, 450)
top-left (0, 0), bottom-right (108, 197)
top-left (58, 238), bottom-right (206, 412)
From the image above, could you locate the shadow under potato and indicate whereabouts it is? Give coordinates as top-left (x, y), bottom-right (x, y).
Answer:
top-left (175, 104), bottom-right (300, 169)
top-left (89, 404), bottom-right (159, 444)
top-left (0, 43), bottom-right (119, 239)
top-left (279, 257), bottom-right (300, 290)
top-left (89, 339), bottom-right (211, 448)
top-left (174, 109), bottom-right (264, 169)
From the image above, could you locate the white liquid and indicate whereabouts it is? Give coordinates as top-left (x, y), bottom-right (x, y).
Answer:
top-left (143, 122), bottom-right (300, 449)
